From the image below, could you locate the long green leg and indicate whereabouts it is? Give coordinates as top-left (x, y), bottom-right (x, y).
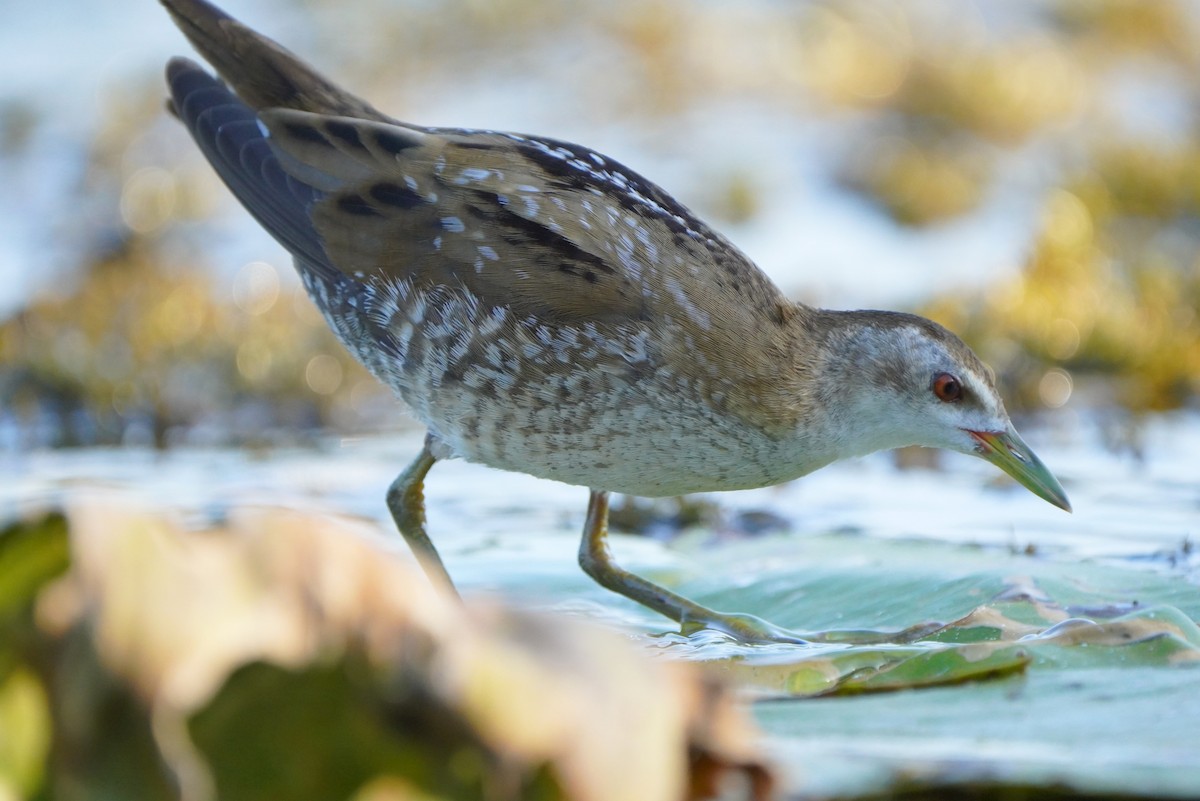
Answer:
top-left (577, 490), bottom-right (947, 645)
top-left (386, 437), bottom-right (459, 598)
top-left (577, 489), bottom-right (808, 644)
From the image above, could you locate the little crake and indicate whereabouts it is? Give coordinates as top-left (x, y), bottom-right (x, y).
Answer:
top-left (162, 0), bottom-right (1070, 643)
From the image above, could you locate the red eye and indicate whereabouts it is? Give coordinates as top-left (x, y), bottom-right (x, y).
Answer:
top-left (933, 372), bottom-right (963, 403)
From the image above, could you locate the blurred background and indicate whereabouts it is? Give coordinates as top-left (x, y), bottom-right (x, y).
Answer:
top-left (1, 0), bottom-right (1198, 451)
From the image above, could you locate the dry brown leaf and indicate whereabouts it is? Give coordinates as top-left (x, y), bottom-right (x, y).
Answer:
top-left (32, 495), bottom-right (774, 801)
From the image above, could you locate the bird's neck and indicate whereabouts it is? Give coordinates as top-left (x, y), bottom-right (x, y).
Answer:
top-left (770, 307), bottom-right (921, 465)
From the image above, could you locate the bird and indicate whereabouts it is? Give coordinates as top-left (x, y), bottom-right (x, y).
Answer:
top-left (160, 0), bottom-right (1071, 644)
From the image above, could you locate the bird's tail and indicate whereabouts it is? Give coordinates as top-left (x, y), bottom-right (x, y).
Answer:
top-left (165, 58), bottom-right (336, 275)
top-left (160, 0), bottom-right (388, 120)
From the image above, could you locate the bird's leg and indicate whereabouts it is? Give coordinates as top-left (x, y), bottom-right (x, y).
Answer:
top-left (386, 437), bottom-right (459, 598)
top-left (578, 490), bottom-right (808, 645)
top-left (577, 492), bottom-right (947, 645)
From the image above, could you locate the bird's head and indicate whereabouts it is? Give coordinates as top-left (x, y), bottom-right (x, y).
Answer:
top-left (815, 310), bottom-right (1071, 511)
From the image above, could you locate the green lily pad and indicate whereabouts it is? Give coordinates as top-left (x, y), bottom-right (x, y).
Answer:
top-left (675, 534), bottom-right (1200, 798)
top-left (461, 528), bottom-right (1200, 796)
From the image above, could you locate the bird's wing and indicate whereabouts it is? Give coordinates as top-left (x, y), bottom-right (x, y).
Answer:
top-left (262, 108), bottom-right (655, 324)
top-left (163, 0), bottom-right (803, 401)
top-left (166, 59), bottom-right (330, 276)
top-left (168, 57), bottom-right (793, 337)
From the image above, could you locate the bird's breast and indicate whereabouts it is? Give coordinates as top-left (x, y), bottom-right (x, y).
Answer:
top-left (309, 270), bottom-right (811, 495)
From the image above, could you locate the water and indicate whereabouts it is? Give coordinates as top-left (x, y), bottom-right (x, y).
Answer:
top-left (5, 411), bottom-right (1196, 622)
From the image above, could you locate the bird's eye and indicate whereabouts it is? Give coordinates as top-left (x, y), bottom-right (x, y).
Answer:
top-left (932, 372), bottom-right (963, 403)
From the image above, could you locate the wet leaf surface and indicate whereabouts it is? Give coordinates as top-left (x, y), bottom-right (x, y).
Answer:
top-left (609, 534), bottom-right (1200, 797)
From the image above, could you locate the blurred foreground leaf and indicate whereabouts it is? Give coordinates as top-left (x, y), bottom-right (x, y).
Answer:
top-left (0, 513), bottom-right (68, 623)
top-left (0, 668), bottom-right (50, 800)
top-left (0, 515), bottom-right (66, 800)
top-left (0, 502), bottom-right (772, 801)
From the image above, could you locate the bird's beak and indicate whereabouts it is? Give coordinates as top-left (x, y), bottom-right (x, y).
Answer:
top-left (967, 426), bottom-right (1072, 512)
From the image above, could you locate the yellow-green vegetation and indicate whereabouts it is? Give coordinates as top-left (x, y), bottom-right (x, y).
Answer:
top-left (923, 172), bottom-right (1200, 413)
top-left (841, 134), bottom-right (993, 227)
top-left (0, 85), bottom-right (385, 446)
top-left (0, 237), bottom-right (384, 446)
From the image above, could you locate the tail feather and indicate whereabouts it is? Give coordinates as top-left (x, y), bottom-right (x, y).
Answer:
top-left (167, 57), bottom-right (335, 278)
top-left (160, 0), bottom-right (389, 120)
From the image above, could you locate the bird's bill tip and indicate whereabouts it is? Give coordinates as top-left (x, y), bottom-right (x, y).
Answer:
top-left (968, 427), bottom-right (1072, 512)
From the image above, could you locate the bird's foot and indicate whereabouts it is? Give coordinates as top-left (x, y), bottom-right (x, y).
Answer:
top-left (801, 619), bottom-right (949, 645)
top-left (678, 613), bottom-right (948, 646)
top-left (679, 611), bottom-right (810, 645)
